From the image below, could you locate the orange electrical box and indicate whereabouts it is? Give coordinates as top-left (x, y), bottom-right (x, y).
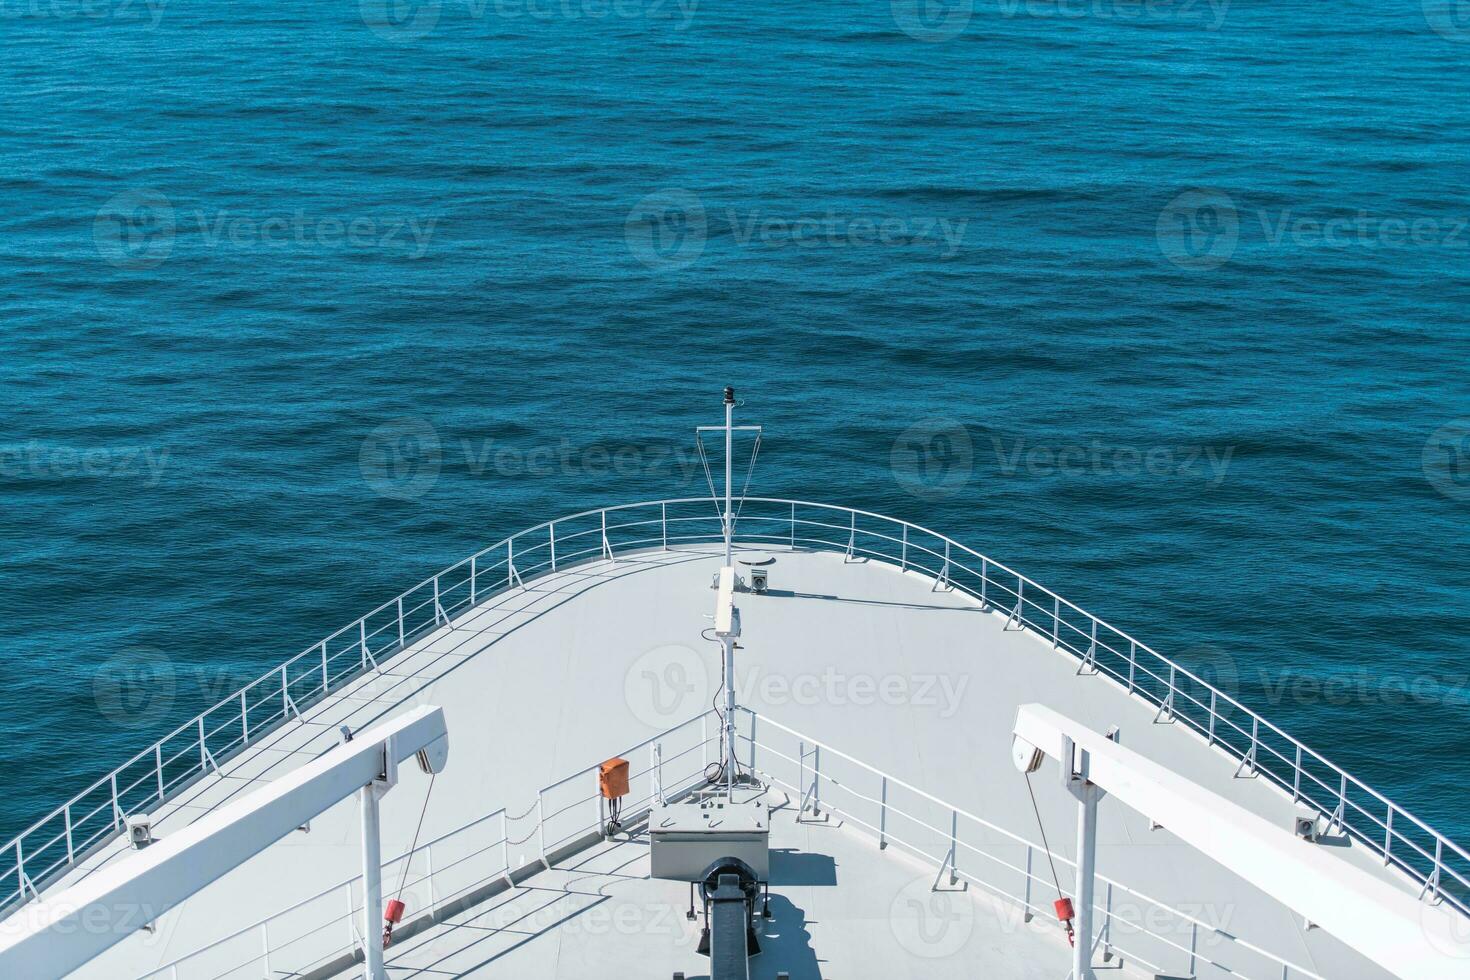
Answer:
top-left (599, 758), bottom-right (629, 799)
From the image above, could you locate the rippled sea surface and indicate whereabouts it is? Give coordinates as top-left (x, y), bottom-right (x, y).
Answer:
top-left (1, 0), bottom-right (1468, 853)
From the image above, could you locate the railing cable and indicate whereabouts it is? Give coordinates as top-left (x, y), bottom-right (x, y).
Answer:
top-left (394, 772), bottom-right (437, 907)
top-left (730, 431), bottom-right (762, 530)
top-left (1023, 769), bottom-right (1070, 946)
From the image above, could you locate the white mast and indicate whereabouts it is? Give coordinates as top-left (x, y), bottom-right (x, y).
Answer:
top-left (723, 386), bottom-right (734, 567)
top-left (700, 386), bottom-right (759, 799)
top-left (720, 386), bottom-right (737, 795)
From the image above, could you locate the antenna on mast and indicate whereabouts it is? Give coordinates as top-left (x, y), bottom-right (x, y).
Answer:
top-left (695, 388), bottom-right (763, 800)
top-left (694, 388), bottom-right (763, 577)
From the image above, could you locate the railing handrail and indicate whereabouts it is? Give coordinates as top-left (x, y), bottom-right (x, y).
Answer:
top-left (140, 709), bottom-right (721, 978)
top-left (4, 497), bottom-right (1464, 920)
top-left (740, 710), bottom-right (1325, 980)
top-left (145, 705), bottom-right (1321, 980)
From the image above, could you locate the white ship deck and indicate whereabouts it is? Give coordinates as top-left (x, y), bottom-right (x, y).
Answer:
top-left (372, 792), bottom-right (1109, 980)
top-left (34, 538), bottom-right (1437, 979)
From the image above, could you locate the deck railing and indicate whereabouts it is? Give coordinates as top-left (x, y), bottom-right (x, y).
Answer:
top-left (3, 497), bottom-right (1466, 921)
top-left (738, 709), bottom-right (1325, 980)
top-left (141, 707), bottom-right (1328, 979)
top-left (136, 711), bottom-right (720, 979)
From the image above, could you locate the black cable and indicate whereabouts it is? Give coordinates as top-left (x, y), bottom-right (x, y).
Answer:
top-left (396, 772), bottom-right (437, 903)
top-left (1024, 770), bottom-right (1065, 901)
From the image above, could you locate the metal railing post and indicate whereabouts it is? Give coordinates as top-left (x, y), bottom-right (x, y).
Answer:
top-left (901, 525), bottom-right (908, 571)
top-left (790, 502), bottom-right (796, 547)
top-left (501, 812), bottom-right (510, 879)
top-left (661, 502), bottom-right (668, 551)
top-left (111, 773), bottom-right (122, 829)
top-left (241, 689), bottom-right (249, 745)
top-left (321, 640), bottom-right (330, 692)
top-left (550, 521), bottom-right (557, 571)
top-left (359, 619), bottom-right (368, 671)
top-left (798, 740), bottom-right (805, 810)
top-left (1127, 641), bottom-right (1136, 694)
top-left (948, 809), bottom-right (959, 884)
top-left (470, 553), bottom-right (477, 605)
top-left (343, 882), bottom-right (355, 949)
top-left (879, 776), bottom-right (888, 850)
top-left (397, 596), bottom-right (405, 646)
top-left (64, 805), bottom-right (74, 864)
top-left (536, 793), bottom-right (547, 865)
top-left (155, 744), bottom-right (165, 802)
top-left (198, 715), bottom-right (209, 771)
top-left (812, 746), bottom-right (821, 816)
top-left (1023, 846), bottom-right (1033, 921)
top-left (748, 711), bottom-right (757, 772)
top-left (655, 743), bottom-right (667, 805)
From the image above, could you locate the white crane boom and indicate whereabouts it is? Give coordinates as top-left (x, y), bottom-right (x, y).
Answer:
top-left (0, 704), bottom-right (449, 978)
top-left (1012, 702), bottom-right (1469, 980)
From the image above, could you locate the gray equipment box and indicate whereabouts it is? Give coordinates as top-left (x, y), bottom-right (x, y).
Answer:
top-left (649, 798), bottom-right (770, 882)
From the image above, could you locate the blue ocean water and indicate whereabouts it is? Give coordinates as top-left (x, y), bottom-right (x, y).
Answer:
top-left (1, 0), bottom-right (1468, 861)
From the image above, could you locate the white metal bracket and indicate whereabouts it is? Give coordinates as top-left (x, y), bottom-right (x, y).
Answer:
top-left (601, 510), bottom-right (617, 563)
top-left (932, 541), bottom-right (953, 591)
top-left (1080, 620), bottom-right (1099, 675)
top-left (1154, 684), bottom-right (1175, 724)
top-left (1005, 597), bottom-right (1023, 630)
top-left (932, 842), bottom-right (961, 891)
top-left (796, 742), bottom-right (827, 823)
